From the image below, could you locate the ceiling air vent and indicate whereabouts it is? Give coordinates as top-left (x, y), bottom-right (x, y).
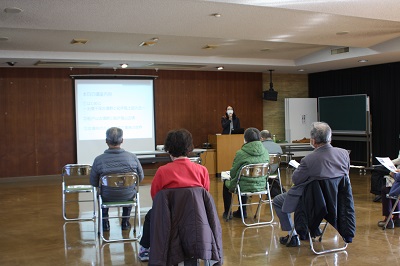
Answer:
top-left (34, 61), bottom-right (102, 67)
top-left (331, 47), bottom-right (349, 55)
top-left (146, 63), bottom-right (206, 69)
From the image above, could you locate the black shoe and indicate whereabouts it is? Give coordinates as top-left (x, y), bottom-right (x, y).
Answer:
top-left (222, 212), bottom-right (232, 220)
top-left (232, 210), bottom-right (247, 219)
top-left (121, 220), bottom-right (131, 230)
top-left (394, 219), bottom-right (400, 227)
top-left (378, 219), bottom-right (394, 229)
top-left (373, 195), bottom-right (382, 202)
top-left (102, 220), bottom-right (110, 232)
top-left (279, 235), bottom-right (300, 247)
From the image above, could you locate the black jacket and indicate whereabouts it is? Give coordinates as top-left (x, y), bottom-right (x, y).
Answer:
top-left (149, 187), bottom-right (223, 266)
top-left (221, 116), bottom-right (240, 134)
top-left (294, 175), bottom-right (356, 243)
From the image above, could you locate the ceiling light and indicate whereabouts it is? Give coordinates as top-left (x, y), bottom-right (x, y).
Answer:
top-left (120, 64), bottom-right (128, 68)
top-left (217, 66), bottom-right (224, 70)
top-left (71, 39), bottom-right (89, 45)
top-left (298, 69), bottom-right (305, 72)
top-left (4, 7), bottom-right (23, 13)
top-left (211, 13), bottom-right (222, 18)
top-left (202, 44), bottom-right (218, 50)
top-left (358, 59), bottom-right (368, 63)
top-left (139, 37), bottom-right (159, 47)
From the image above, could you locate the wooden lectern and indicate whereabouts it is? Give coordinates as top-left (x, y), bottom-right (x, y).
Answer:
top-left (208, 134), bottom-right (244, 175)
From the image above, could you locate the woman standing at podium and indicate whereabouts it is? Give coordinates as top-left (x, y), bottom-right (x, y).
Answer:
top-left (221, 105), bottom-right (241, 134)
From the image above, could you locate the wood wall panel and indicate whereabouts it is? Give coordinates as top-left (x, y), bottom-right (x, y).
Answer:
top-left (0, 68), bottom-right (262, 177)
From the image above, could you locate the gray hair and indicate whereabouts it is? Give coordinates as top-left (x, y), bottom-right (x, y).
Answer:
top-left (260, 130), bottom-right (272, 139)
top-left (310, 122), bottom-right (331, 144)
top-left (106, 127), bottom-right (123, 146)
top-left (244, 127), bottom-right (261, 143)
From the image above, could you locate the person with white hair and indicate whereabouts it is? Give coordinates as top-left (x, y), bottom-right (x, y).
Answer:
top-left (272, 122), bottom-right (351, 247)
top-left (90, 127), bottom-right (144, 232)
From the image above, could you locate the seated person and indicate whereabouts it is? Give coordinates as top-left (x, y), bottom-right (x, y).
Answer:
top-left (378, 162), bottom-right (400, 229)
top-left (260, 129), bottom-right (282, 154)
top-left (272, 122), bottom-right (350, 247)
top-left (222, 127), bottom-right (269, 219)
top-left (370, 154), bottom-right (400, 202)
top-left (90, 127), bottom-right (144, 231)
top-left (138, 129), bottom-right (210, 262)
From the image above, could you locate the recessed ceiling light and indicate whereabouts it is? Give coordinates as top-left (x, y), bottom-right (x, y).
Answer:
top-left (4, 7), bottom-right (23, 14)
top-left (211, 13), bottom-right (222, 18)
top-left (139, 37), bottom-right (159, 47)
top-left (120, 64), bottom-right (128, 68)
top-left (358, 59), bottom-right (368, 63)
top-left (71, 39), bottom-right (89, 45)
top-left (217, 66), bottom-right (224, 70)
top-left (297, 69), bottom-right (305, 72)
top-left (202, 44), bottom-right (218, 50)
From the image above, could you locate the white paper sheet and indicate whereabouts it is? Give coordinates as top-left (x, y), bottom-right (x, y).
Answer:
top-left (289, 160), bottom-right (300, 169)
top-left (376, 157), bottom-right (397, 173)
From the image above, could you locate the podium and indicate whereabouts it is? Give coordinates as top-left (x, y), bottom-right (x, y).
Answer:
top-left (208, 134), bottom-right (244, 175)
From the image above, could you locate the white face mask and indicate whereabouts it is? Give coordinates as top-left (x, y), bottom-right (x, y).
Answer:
top-left (227, 110), bottom-right (233, 115)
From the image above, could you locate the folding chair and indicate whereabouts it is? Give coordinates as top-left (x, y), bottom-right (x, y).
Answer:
top-left (62, 164), bottom-right (96, 221)
top-left (268, 154), bottom-right (283, 195)
top-left (189, 156), bottom-right (202, 164)
top-left (382, 194), bottom-right (400, 230)
top-left (287, 176), bottom-right (355, 255)
top-left (98, 172), bottom-right (141, 243)
top-left (227, 163), bottom-right (274, 227)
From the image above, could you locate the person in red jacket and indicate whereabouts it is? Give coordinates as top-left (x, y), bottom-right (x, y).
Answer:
top-left (138, 129), bottom-right (210, 262)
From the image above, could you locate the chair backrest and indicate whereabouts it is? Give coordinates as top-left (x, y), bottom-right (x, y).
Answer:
top-left (62, 164), bottom-right (91, 177)
top-left (189, 156), bottom-right (202, 164)
top-left (238, 163), bottom-right (269, 179)
top-left (99, 172), bottom-right (139, 189)
top-left (268, 154), bottom-right (281, 175)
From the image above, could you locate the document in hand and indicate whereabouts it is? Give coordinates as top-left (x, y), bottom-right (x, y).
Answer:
top-left (289, 160), bottom-right (300, 169)
top-left (376, 157), bottom-right (397, 173)
top-left (221, 171), bottom-right (231, 181)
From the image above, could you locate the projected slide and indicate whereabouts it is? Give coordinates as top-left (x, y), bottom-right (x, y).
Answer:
top-left (74, 78), bottom-right (155, 164)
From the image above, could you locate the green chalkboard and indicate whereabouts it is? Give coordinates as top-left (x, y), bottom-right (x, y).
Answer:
top-left (318, 94), bottom-right (368, 133)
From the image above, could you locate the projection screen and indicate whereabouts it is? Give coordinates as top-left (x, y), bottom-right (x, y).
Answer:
top-left (73, 76), bottom-right (156, 164)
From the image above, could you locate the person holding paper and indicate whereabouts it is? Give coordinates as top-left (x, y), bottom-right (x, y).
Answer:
top-left (222, 127), bottom-right (269, 219)
top-left (272, 122), bottom-right (351, 247)
top-left (377, 157), bottom-right (400, 229)
top-left (221, 105), bottom-right (241, 134)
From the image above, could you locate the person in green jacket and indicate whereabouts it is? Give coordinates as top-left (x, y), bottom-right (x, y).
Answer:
top-left (222, 127), bottom-right (270, 219)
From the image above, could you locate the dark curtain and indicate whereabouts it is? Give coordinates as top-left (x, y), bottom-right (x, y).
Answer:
top-left (309, 62), bottom-right (400, 165)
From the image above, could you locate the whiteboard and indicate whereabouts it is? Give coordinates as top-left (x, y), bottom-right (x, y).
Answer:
top-left (285, 98), bottom-right (318, 143)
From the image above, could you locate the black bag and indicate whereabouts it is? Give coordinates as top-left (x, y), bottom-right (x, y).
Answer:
top-left (268, 178), bottom-right (286, 198)
top-left (370, 165), bottom-right (389, 195)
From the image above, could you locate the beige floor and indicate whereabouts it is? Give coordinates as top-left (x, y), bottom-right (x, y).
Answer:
top-left (0, 168), bottom-right (398, 265)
